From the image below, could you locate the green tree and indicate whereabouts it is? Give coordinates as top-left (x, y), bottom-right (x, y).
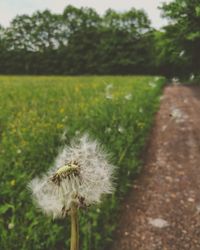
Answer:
top-left (160, 0), bottom-right (200, 77)
top-left (0, 6), bottom-right (156, 75)
top-left (99, 8), bottom-right (153, 74)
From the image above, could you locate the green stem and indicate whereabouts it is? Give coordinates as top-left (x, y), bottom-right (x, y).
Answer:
top-left (70, 204), bottom-right (79, 250)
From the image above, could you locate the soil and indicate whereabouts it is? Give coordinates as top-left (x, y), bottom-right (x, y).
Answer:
top-left (111, 85), bottom-right (200, 250)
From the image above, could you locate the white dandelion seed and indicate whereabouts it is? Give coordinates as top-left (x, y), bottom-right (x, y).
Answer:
top-left (159, 96), bottom-right (165, 101)
top-left (118, 126), bottom-right (124, 133)
top-left (60, 128), bottom-right (68, 142)
top-left (17, 149), bottom-right (21, 154)
top-left (154, 77), bottom-right (160, 81)
top-left (105, 93), bottom-right (113, 100)
top-left (62, 115), bottom-right (68, 123)
top-left (105, 83), bottom-right (113, 92)
top-left (28, 134), bottom-right (115, 219)
top-left (172, 77), bottom-right (180, 85)
top-left (181, 2), bottom-right (187, 8)
top-left (124, 93), bottom-right (132, 100)
top-left (170, 107), bottom-right (187, 123)
top-left (105, 83), bottom-right (113, 100)
top-left (8, 222), bottom-right (15, 230)
top-left (171, 108), bottom-right (183, 119)
top-left (179, 50), bottom-right (185, 57)
top-left (139, 108), bottom-right (143, 113)
top-left (105, 127), bottom-right (112, 134)
top-left (148, 81), bottom-right (156, 88)
top-left (190, 74), bottom-right (195, 81)
top-left (75, 130), bottom-right (80, 136)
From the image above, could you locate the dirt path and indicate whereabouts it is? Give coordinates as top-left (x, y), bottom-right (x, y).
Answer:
top-left (111, 85), bottom-right (200, 250)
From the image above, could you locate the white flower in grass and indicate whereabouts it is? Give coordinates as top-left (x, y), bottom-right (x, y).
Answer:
top-left (124, 93), bottom-right (132, 100)
top-left (105, 93), bottom-right (113, 100)
top-left (181, 2), bottom-right (187, 8)
top-left (105, 83), bottom-right (113, 92)
top-left (17, 149), bottom-right (21, 154)
top-left (105, 127), bottom-right (112, 134)
top-left (28, 134), bottom-right (115, 219)
top-left (154, 77), bottom-right (160, 81)
top-left (75, 130), bottom-right (80, 136)
top-left (60, 128), bottom-right (68, 141)
top-left (148, 81), bottom-right (156, 88)
top-left (118, 126), bottom-right (124, 133)
top-left (139, 108), bottom-right (143, 113)
top-left (105, 83), bottom-right (113, 100)
top-left (8, 222), bottom-right (15, 230)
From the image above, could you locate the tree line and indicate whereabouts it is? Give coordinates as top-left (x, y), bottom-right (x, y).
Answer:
top-left (0, 0), bottom-right (199, 77)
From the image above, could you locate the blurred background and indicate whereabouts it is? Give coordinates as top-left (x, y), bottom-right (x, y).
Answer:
top-left (0, 0), bottom-right (199, 79)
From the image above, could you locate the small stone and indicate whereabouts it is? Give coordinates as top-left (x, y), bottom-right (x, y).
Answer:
top-left (196, 204), bottom-right (200, 212)
top-left (124, 231), bottom-right (129, 236)
top-left (170, 193), bottom-right (177, 198)
top-left (165, 176), bottom-right (172, 182)
top-left (162, 125), bottom-right (168, 131)
top-left (188, 198), bottom-right (195, 203)
top-left (148, 218), bottom-right (169, 228)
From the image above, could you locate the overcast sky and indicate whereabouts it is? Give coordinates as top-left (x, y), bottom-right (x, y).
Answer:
top-left (0, 0), bottom-right (172, 29)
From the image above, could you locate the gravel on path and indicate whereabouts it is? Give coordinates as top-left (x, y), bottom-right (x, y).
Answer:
top-left (111, 85), bottom-right (200, 250)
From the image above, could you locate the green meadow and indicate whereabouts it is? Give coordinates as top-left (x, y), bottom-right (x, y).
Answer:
top-left (0, 76), bottom-right (165, 250)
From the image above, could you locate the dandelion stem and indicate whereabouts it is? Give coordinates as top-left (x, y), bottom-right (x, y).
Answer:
top-left (70, 203), bottom-right (79, 250)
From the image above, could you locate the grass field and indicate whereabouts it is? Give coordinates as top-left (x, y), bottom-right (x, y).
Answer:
top-left (0, 76), bottom-right (165, 250)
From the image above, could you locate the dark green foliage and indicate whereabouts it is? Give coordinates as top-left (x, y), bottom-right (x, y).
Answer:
top-left (1, 2), bottom-right (200, 78)
top-left (157, 0), bottom-right (200, 78)
top-left (0, 6), bottom-right (154, 75)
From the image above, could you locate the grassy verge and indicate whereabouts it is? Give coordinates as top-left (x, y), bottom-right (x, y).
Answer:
top-left (0, 76), bottom-right (165, 250)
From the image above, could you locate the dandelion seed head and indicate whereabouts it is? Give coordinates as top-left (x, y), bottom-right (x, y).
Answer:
top-left (28, 134), bottom-right (115, 218)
